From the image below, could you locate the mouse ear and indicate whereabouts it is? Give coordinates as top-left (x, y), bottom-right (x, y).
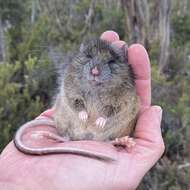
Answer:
top-left (79, 38), bottom-right (94, 53)
top-left (110, 43), bottom-right (128, 63)
top-left (79, 39), bottom-right (99, 54)
top-left (121, 44), bottom-right (128, 63)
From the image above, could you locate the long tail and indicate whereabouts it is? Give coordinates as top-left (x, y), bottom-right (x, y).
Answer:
top-left (14, 119), bottom-right (116, 161)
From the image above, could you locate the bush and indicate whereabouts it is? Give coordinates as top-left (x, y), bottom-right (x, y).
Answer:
top-left (0, 56), bottom-right (57, 151)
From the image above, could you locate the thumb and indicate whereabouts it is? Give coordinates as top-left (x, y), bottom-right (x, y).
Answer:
top-left (134, 106), bottom-right (165, 158)
top-left (121, 106), bottom-right (164, 190)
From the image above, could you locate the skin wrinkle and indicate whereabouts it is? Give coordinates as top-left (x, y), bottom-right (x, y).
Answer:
top-left (114, 154), bottom-right (134, 190)
top-left (135, 80), bottom-right (151, 107)
top-left (104, 159), bottom-right (119, 189)
top-left (135, 108), bottom-right (162, 135)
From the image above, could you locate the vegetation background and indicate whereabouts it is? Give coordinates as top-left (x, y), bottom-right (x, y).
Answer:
top-left (0, 0), bottom-right (190, 189)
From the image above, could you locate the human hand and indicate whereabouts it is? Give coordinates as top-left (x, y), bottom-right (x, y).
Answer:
top-left (0, 31), bottom-right (165, 190)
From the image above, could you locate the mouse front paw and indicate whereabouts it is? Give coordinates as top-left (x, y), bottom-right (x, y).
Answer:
top-left (95, 117), bottom-right (107, 128)
top-left (112, 136), bottom-right (136, 148)
top-left (79, 111), bottom-right (88, 122)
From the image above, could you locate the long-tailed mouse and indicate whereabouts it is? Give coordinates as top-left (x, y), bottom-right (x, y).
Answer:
top-left (14, 39), bottom-right (140, 161)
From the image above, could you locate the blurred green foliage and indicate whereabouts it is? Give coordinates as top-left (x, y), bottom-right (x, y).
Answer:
top-left (0, 56), bottom-right (56, 149)
top-left (0, 0), bottom-right (190, 189)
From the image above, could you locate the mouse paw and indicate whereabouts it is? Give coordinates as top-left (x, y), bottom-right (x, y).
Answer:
top-left (112, 136), bottom-right (136, 148)
top-left (96, 117), bottom-right (107, 128)
top-left (79, 111), bottom-right (88, 122)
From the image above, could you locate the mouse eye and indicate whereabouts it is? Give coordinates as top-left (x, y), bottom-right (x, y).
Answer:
top-left (108, 59), bottom-right (115, 64)
top-left (86, 54), bottom-right (92, 59)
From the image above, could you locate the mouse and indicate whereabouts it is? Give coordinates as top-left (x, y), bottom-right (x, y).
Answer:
top-left (14, 39), bottom-right (140, 161)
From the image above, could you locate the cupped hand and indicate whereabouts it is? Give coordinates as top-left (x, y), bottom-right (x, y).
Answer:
top-left (0, 31), bottom-right (165, 190)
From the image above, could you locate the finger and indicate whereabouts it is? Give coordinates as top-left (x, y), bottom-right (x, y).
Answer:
top-left (100, 30), bottom-right (119, 42)
top-left (128, 44), bottom-right (151, 108)
top-left (119, 106), bottom-right (164, 188)
top-left (134, 106), bottom-right (165, 156)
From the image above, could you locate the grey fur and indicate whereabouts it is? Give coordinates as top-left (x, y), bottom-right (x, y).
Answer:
top-left (54, 39), bottom-right (139, 141)
top-left (14, 39), bottom-right (139, 161)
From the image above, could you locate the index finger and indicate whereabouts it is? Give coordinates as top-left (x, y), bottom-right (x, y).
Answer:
top-left (128, 44), bottom-right (151, 108)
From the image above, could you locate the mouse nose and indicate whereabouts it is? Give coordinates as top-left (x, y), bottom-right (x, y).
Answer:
top-left (91, 66), bottom-right (100, 76)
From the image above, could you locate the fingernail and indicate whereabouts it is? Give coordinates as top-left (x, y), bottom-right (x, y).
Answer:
top-left (100, 31), bottom-right (119, 42)
top-left (154, 106), bottom-right (162, 121)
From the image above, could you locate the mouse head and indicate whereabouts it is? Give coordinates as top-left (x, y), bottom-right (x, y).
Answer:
top-left (72, 39), bottom-right (135, 89)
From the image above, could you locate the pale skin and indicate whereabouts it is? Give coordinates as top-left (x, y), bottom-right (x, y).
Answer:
top-left (0, 31), bottom-right (165, 190)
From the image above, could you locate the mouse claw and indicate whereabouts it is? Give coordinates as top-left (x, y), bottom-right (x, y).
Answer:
top-left (112, 136), bottom-right (136, 148)
top-left (96, 117), bottom-right (107, 128)
top-left (79, 111), bottom-right (88, 122)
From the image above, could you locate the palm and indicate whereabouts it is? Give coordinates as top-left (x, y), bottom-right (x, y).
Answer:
top-left (0, 31), bottom-right (164, 190)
